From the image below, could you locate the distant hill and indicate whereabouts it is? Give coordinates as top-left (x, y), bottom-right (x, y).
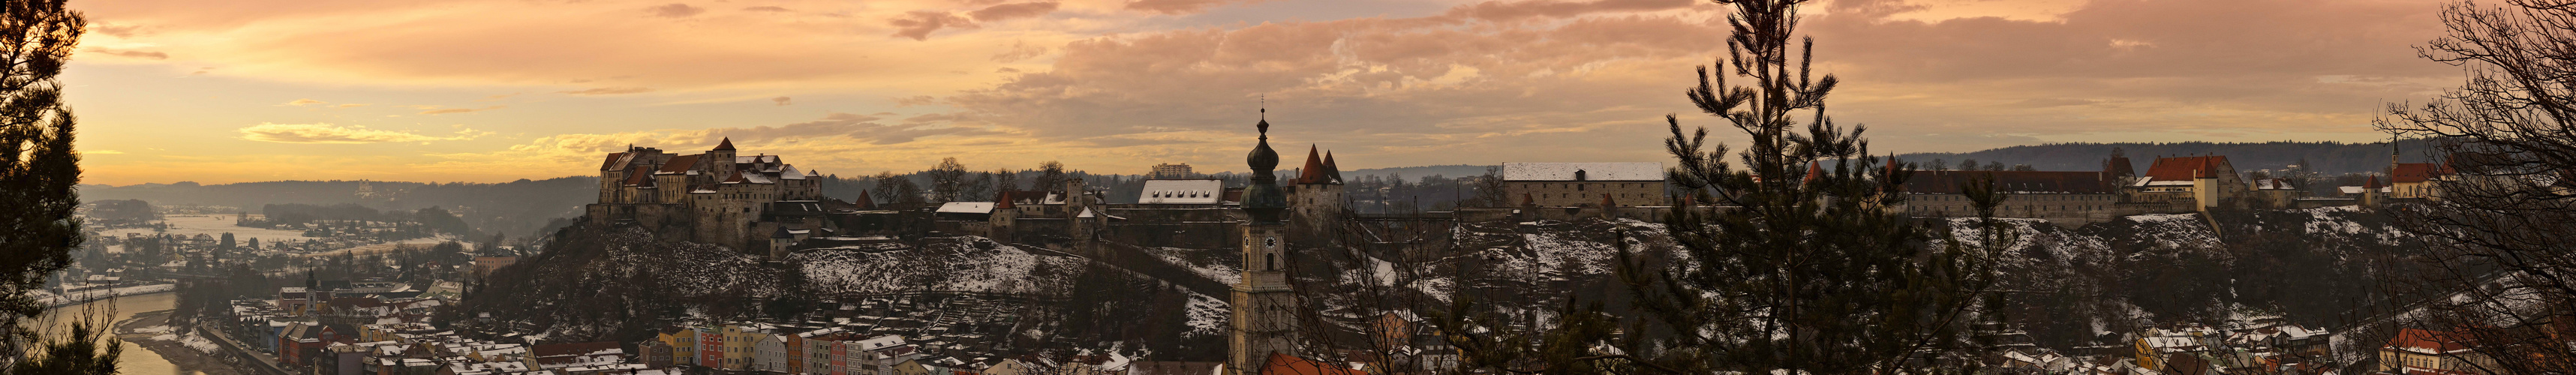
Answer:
top-left (81, 177), bottom-right (598, 238)
top-left (1893, 140), bottom-right (2441, 176)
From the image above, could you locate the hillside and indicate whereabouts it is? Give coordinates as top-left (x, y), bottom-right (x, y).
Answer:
top-left (1895, 140), bottom-right (2445, 175)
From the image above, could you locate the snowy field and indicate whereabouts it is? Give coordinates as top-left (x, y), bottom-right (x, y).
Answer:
top-left (98, 214), bottom-right (315, 242)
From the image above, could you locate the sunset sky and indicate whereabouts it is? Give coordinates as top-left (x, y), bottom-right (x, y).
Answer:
top-left (72, 0), bottom-right (2456, 185)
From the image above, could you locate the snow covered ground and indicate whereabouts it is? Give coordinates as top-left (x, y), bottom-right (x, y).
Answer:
top-left (795, 236), bottom-right (1087, 296)
top-left (1140, 247), bottom-right (1239, 285)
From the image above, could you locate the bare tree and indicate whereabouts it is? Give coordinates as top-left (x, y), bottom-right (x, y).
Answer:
top-left (2374, 1), bottom-right (2576, 373)
top-left (928, 157), bottom-right (969, 202)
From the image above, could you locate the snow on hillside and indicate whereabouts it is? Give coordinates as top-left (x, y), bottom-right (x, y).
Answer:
top-left (1141, 246), bottom-right (1240, 285)
top-left (1183, 293), bottom-right (1228, 337)
top-left (795, 236), bottom-right (1087, 296)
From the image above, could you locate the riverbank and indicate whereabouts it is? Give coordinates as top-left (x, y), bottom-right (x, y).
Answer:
top-left (36, 284), bottom-right (176, 308)
top-left (115, 309), bottom-right (251, 375)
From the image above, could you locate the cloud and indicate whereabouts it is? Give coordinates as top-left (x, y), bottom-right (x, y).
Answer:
top-left (645, 3), bottom-right (705, 18)
top-left (83, 150), bottom-right (125, 154)
top-left (239, 123), bottom-right (491, 144)
top-left (772, 96), bottom-right (793, 106)
top-left (558, 87), bottom-right (655, 95)
top-left (89, 48), bottom-right (168, 60)
top-left (743, 6), bottom-right (791, 12)
top-left (423, 112), bottom-right (1000, 175)
top-left (1444, 0), bottom-right (1696, 21)
top-left (418, 106), bottom-right (506, 115)
top-left (93, 23), bottom-right (149, 38)
top-left (334, 104), bottom-right (369, 108)
top-left (968, 2), bottom-right (1058, 22)
top-left (283, 98), bottom-right (326, 106)
top-left (888, 10), bottom-right (975, 40)
top-left (1123, 0), bottom-right (1263, 15)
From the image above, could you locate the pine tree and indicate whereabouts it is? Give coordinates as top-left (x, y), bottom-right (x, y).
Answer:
top-left (0, 1), bottom-right (106, 372)
top-left (1589, 0), bottom-right (2002, 372)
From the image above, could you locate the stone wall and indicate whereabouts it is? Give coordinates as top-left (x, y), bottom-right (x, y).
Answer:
top-left (1504, 181), bottom-right (1667, 207)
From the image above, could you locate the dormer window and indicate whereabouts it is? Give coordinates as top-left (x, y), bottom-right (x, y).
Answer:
top-left (1574, 170), bottom-right (1588, 181)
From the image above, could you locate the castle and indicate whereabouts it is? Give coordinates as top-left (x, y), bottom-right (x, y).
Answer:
top-left (587, 138), bottom-right (826, 256)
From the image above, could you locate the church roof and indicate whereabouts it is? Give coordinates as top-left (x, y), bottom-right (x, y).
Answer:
top-left (2394, 163), bottom-right (2448, 183)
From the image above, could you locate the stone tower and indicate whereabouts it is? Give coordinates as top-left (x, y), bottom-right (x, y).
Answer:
top-left (1231, 110), bottom-right (1300, 375)
top-left (1290, 146), bottom-right (1345, 238)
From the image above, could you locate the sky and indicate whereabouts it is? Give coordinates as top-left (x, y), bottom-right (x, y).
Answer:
top-left (71, 0), bottom-right (2460, 185)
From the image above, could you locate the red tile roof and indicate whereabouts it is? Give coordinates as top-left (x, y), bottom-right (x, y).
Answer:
top-left (2394, 163), bottom-right (2447, 183)
top-left (600, 152), bottom-right (627, 171)
top-left (2384, 328), bottom-right (2475, 355)
top-left (994, 190), bottom-right (1015, 209)
top-left (624, 166), bottom-right (654, 187)
top-left (2143, 155), bottom-right (2231, 182)
top-left (1297, 146), bottom-right (1330, 184)
top-left (1259, 352), bottom-right (1366, 375)
top-left (713, 137), bottom-right (735, 151)
top-left (657, 154), bottom-right (702, 173)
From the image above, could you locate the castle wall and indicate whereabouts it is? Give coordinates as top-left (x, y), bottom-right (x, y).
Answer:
top-left (1504, 181), bottom-right (1667, 207)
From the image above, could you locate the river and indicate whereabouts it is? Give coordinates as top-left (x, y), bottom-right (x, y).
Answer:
top-left (39, 292), bottom-right (191, 375)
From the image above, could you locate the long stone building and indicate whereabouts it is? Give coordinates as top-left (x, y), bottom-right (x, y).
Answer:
top-left (1500, 162), bottom-right (1668, 207)
top-left (588, 138), bottom-right (827, 256)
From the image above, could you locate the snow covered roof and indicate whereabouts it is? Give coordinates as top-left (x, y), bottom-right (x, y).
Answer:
top-left (1139, 179), bottom-right (1225, 205)
top-left (780, 165), bottom-right (807, 180)
top-left (936, 202), bottom-right (994, 214)
top-left (2253, 178), bottom-right (2296, 190)
top-left (1501, 162), bottom-right (1664, 182)
top-left (2337, 186), bottom-right (2390, 194)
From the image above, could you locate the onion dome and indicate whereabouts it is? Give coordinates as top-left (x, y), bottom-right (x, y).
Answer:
top-left (1242, 110), bottom-right (1289, 222)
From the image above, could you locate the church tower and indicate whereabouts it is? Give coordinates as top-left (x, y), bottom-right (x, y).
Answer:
top-left (1231, 109), bottom-right (1300, 375)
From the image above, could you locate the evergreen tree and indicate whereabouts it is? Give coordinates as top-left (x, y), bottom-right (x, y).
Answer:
top-left (0, 1), bottom-right (110, 371)
top-left (1584, 0), bottom-right (2002, 372)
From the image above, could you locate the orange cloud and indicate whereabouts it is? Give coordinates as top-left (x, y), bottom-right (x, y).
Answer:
top-left (239, 124), bottom-right (492, 144)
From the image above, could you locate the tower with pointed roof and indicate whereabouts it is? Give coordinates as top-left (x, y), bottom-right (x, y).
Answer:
top-left (1289, 145), bottom-right (1345, 238)
top-left (1230, 109), bottom-right (1300, 375)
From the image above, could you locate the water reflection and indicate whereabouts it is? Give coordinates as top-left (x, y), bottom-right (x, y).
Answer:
top-left (40, 292), bottom-right (190, 375)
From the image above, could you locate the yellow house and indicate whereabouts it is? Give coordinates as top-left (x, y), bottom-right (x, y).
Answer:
top-left (2134, 335), bottom-right (2205, 371)
top-left (656, 328), bottom-right (696, 366)
top-left (720, 324), bottom-right (765, 370)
